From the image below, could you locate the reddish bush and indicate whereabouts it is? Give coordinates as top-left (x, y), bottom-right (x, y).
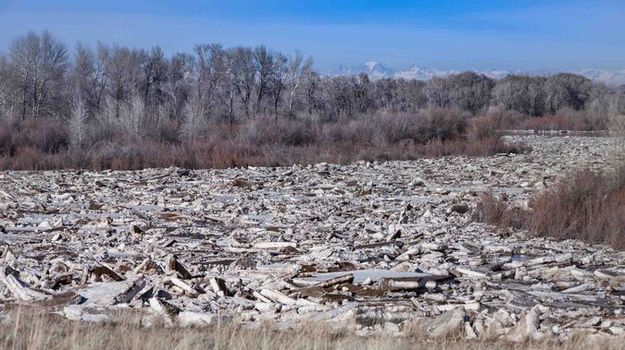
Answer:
top-left (475, 167), bottom-right (625, 249)
top-left (323, 119), bottom-right (377, 145)
top-left (242, 116), bottom-right (320, 146)
top-left (515, 115), bottom-right (574, 131)
top-left (474, 106), bottom-right (609, 132)
top-left (0, 119), bottom-right (15, 154)
top-left (473, 193), bottom-right (528, 230)
top-left (0, 108), bottom-right (527, 170)
top-left (18, 118), bottom-right (69, 153)
top-left (530, 168), bottom-right (625, 248)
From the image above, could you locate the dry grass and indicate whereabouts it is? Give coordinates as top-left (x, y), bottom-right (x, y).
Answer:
top-left (473, 193), bottom-right (528, 231)
top-left (529, 168), bottom-right (625, 248)
top-left (476, 107), bottom-right (609, 132)
top-left (0, 137), bottom-right (519, 171)
top-left (2, 308), bottom-right (625, 350)
top-left (474, 166), bottom-right (625, 249)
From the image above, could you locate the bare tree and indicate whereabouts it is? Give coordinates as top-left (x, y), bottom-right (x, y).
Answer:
top-left (230, 47), bottom-right (256, 119)
top-left (103, 45), bottom-right (145, 118)
top-left (162, 52), bottom-right (194, 120)
top-left (372, 78), bottom-right (397, 111)
top-left (253, 45), bottom-right (275, 114)
top-left (447, 72), bottom-right (495, 113)
top-left (9, 31), bottom-right (69, 119)
top-left (92, 43), bottom-right (110, 115)
top-left (3, 29), bottom-right (625, 164)
top-left (120, 94), bottom-right (144, 136)
top-left (285, 51), bottom-right (313, 118)
top-left (424, 77), bottom-right (453, 108)
top-left (492, 75), bottom-right (546, 116)
top-left (194, 44), bottom-right (227, 116)
top-left (68, 96), bottom-right (88, 147)
top-left (544, 73), bottom-right (594, 114)
top-left (604, 92), bottom-right (625, 133)
top-left (181, 94), bottom-right (205, 140)
top-left (353, 73), bottom-right (373, 113)
top-left (142, 46), bottom-right (167, 108)
top-left (267, 53), bottom-right (287, 118)
top-left (71, 43), bottom-right (110, 117)
top-left (303, 70), bottom-right (320, 115)
top-left (322, 76), bottom-right (355, 120)
top-left (0, 56), bottom-right (16, 118)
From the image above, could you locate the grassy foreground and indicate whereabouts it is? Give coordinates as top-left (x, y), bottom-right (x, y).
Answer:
top-left (1, 309), bottom-right (624, 350)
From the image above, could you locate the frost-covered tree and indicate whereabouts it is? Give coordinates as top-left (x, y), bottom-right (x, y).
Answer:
top-left (285, 51), bottom-right (313, 118)
top-left (9, 31), bottom-right (68, 118)
top-left (69, 96), bottom-right (88, 147)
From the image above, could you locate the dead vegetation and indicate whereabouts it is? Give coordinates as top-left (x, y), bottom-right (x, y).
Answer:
top-left (474, 166), bottom-right (625, 249)
top-left (472, 193), bottom-right (527, 231)
top-left (2, 308), bottom-right (625, 350)
top-left (472, 106), bottom-right (611, 133)
top-left (0, 31), bottom-right (622, 172)
top-left (0, 109), bottom-right (524, 170)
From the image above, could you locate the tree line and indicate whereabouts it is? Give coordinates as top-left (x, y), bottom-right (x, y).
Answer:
top-left (0, 31), bottom-right (624, 170)
top-left (2, 31), bottom-right (624, 125)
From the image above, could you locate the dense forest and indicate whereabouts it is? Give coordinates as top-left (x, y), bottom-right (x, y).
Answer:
top-left (0, 31), bottom-right (623, 169)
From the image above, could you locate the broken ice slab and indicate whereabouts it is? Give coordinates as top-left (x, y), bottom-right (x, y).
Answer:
top-left (0, 135), bottom-right (624, 340)
top-left (292, 269), bottom-right (443, 285)
top-left (77, 281), bottom-right (135, 306)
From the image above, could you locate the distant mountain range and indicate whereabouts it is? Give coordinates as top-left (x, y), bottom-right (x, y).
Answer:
top-left (330, 62), bottom-right (625, 86)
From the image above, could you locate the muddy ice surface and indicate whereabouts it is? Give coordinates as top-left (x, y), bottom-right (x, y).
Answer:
top-left (1, 135), bottom-right (625, 341)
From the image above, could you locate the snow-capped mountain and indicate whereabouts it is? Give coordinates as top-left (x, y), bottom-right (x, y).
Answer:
top-left (332, 61), bottom-right (395, 80)
top-left (576, 69), bottom-right (625, 86)
top-left (363, 61), bottom-right (395, 79)
top-left (331, 63), bottom-right (509, 81)
top-left (331, 62), bottom-right (625, 86)
top-left (393, 65), bottom-right (458, 80)
top-left (480, 70), bottom-right (510, 80)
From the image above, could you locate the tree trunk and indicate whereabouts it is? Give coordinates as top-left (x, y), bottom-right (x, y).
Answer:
top-left (288, 92), bottom-right (295, 119)
top-left (21, 86), bottom-right (27, 119)
top-left (228, 87), bottom-right (235, 125)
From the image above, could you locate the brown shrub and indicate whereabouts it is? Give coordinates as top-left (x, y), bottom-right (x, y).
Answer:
top-left (475, 166), bottom-right (625, 249)
top-left (323, 119), bottom-right (378, 145)
top-left (242, 116), bottom-right (320, 146)
top-left (475, 106), bottom-right (608, 132)
top-left (473, 193), bottom-right (528, 230)
top-left (372, 108), bottom-right (469, 144)
top-left (0, 122), bottom-right (15, 154)
top-left (530, 168), bottom-right (625, 248)
top-left (0, 109), bottom-right (526, 170)
top-left (18, 117), bottom-right (69, 153)
top-left (466, 115), bottom-right (501, 141)
top-left (0, 117), bottom-right (69, 156)
top-left (474, 106), bottom-right (526, 132)
top-left (419, 107), bottom-right (469, 141)
top-left (375, 112), bottom-right (424, 144)
top-left (515, 115), bottom-right (575, 131)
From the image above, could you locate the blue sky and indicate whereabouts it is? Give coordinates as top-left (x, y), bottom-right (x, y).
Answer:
top-left (0, 0), bottom-right (624, 71)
